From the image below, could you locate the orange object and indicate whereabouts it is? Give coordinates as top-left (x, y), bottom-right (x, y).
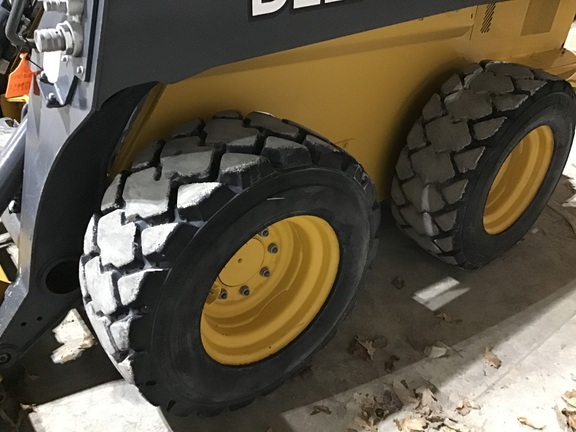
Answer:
top-left (6, 54), bottom-right (34, 100)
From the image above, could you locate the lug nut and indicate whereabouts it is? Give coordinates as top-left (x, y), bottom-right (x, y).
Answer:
top-left (259, 228), bottom-right (269, 237)
top-left (218, 289), bottom-right (228, 300)
top-left (240, 286), bottom-right (251, 296)
top-left (268, 243), bottom-right (279, 254)
top-left (260, 267), bottom-right (271, 278)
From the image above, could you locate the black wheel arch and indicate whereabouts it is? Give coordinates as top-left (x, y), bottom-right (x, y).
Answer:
top-left (0, 82), bottom-right (156, 369)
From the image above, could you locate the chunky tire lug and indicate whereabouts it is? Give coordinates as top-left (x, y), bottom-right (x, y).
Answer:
top-left (391, 61), bottom-right (576, 269)
top-left (80, 111), bottom-right (380, 415)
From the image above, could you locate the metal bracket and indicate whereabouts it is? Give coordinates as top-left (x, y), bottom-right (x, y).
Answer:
top-left (37, 64), bottom-right (78, 108)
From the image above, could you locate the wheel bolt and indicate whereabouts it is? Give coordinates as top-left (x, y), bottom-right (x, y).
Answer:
top-left (268, 243), bottom-right (279, 254)
top-left (260, 267), bottom-right (271, 278)
top-left (259, 228), bottom-right (269, 237)
top-left (219, 289), bottom-right (228, 300)
top-left (240, 286), bottom-right (251, 296)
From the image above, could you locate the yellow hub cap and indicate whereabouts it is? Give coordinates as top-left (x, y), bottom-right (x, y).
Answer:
top-left (483, 126), bottom-right (554, 234)
top-left (201, 215), bottom-right (340, 365)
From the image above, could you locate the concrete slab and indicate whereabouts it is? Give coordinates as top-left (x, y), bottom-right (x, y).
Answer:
top-left (18, 173), bottom-right (576, 431)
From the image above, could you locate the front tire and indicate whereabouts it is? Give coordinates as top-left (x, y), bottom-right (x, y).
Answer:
top-left (80, 111), bottom-right (379, 415)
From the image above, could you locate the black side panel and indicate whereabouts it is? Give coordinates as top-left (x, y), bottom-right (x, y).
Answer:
top-left (95, 0), bottom-right (506, 105)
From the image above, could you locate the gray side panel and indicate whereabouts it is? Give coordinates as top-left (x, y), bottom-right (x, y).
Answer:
top-left (94, 0), bottom-right (505, 105)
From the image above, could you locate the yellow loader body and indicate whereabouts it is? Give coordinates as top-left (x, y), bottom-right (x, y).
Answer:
top-left (113, 0), bottom-right (576, 200)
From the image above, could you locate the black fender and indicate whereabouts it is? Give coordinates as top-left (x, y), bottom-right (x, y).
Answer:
top-left (0, 83), bottom-right (155, 369)
top-left (94, 0), bottom-right (505, 106)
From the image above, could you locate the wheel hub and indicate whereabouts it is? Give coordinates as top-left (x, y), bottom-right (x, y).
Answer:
top-left (483, 125), bottom-right (554, 234)
top-left (217, 239), bottom-right (265, 287)
top-left (201, 215), bottom-right (339, 365)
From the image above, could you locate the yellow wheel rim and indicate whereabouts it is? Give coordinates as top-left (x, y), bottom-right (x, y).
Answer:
top-left (200, 215), bottom-right (339, 365)
top-left (483, 125), bottom-right (554, 234)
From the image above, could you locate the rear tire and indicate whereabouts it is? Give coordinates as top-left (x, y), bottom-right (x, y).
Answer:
top-left (391, 61), bottom-right (576, 269)
top-left (80, 111), bottom-right (380, 415)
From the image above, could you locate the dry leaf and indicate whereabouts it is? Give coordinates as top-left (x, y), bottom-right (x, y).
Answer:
top-left (421, 378), bottom-right (440, 394)
top-left (456, 405), bottom-right (470, 417)
top-left (385, 355), bottom-right (400, 373)
top-left (563, 390), bottom-right (576, 408)
top-left (455, 398), bottom-right (480, 416)
top-left (348, 336), bottom-right (377, 361)
top-left (355, 410), bottom-right (379, 432)
top-left (428, 415), bottom-right (445, 427)
top-left (415, 387), bottom-right (442, 416)
top-left (310, 405), bottom-right (331, 415)
top-left (393, 379), bottom-right (418, 406)
top-left (484, 348), bottom-right (502, 369)
top-left (357, 338), bottom-right (376, 361)
top-left (379, 389), bottom-right (404, 413)
top-left (353, 390), bottom-right (403, 432)
top-left (562, 408), bottom-right (576, 430)
top-left (424, 341), bottom-right (451, 359)
top-left (392, 276), bottom-right (405, 290)
top-left (518, 416), bottom-right (546, 430)
top-left (435, 312), bottom-right (462, 324)
top-left (394, 415), bottom-right (427, 432)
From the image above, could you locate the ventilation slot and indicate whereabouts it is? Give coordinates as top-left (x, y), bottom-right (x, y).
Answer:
top-left (481, 4), bottom-right (496, 34)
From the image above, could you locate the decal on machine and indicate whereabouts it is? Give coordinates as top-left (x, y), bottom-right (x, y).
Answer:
top-left (252, 0), bottom-right (348, 17)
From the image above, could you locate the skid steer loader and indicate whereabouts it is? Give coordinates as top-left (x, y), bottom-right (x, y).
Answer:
top-left (0, 0), bottom-right (575, 420)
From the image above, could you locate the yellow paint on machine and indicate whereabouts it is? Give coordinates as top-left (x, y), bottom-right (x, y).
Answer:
top-left (483, 126), bottom-right (555, 234)
top-left (201, 216), bottom-right (339, 365)
top-left (112, 0), bottom-right (576, 200)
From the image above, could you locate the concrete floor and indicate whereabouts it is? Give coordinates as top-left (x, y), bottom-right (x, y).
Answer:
top-left (10, 166), bottom-right (576, 432)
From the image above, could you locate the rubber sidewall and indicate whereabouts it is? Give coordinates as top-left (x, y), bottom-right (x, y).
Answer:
top-left (144, 167), bottom-right (373, 408)
top-left (458, 87), bottom-right (575, 267)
